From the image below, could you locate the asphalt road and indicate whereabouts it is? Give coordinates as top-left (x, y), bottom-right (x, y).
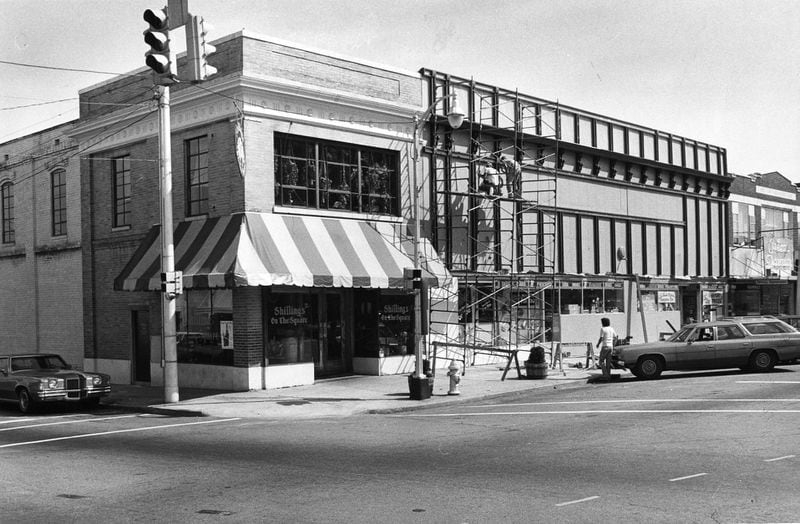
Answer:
top-left (1, 367), bottom-right (799, 523)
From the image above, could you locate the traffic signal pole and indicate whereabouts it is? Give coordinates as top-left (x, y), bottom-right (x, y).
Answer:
top-left (157, 84), bottom-right (179, 403)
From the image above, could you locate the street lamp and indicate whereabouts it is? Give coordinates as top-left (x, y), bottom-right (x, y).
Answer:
top-left (409, 92), bottom-right (464, 399)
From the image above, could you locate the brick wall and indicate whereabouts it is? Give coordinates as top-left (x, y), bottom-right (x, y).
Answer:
top-left (232, 287), bottom-right (263, 367)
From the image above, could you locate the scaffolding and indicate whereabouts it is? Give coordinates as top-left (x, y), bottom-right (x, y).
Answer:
top-left (418, 71), bottom-right (560, 365)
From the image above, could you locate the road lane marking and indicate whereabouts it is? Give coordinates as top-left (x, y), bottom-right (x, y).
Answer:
top-left (0, 418), bottom-right (36, 425)
top-left (395, 409), bottom-right (800, 417)
top-left (556, 496), bottom-right (600, 507)
top-left (737, 381), bottom-right (800, 384)
top-left (0, 417), bottom-right (240, 449)
top-left (475, 399), bottom-right (800, 408)
top-left (0, 414), bottom-right (137, 432)
top-left (764, 455), bottom-right (796, 462)
top-left (669, 473), bottom-right (707, 482)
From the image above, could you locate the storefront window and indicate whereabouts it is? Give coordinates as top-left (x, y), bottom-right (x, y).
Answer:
top-left (175, 289), bottom-right (233, 365)
top-left (559, 282), bottom-right (624, 314)
top-left (354, 290), bottom-right (414, 357)
top-left (266, 292), bottom-right (317, 364)
top-left (638, 290), bottom-right (679, 312)
top-left (274, 133), bottom-right (399, 216)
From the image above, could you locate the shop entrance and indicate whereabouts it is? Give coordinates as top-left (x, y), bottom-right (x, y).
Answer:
top-left (131, 309), bottom-right (150, 383)
top-left (316, 293), bottom-right (347, 377)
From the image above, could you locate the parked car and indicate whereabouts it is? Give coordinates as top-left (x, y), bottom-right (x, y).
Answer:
top-left (0, 354), bottom-right (111, 413)
top-left (775, 315), bottom-right (800, 331)
top-left (616, 317), bottom-right (800, 379)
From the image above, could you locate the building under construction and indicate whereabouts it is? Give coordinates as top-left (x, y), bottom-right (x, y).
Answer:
top-left (417, 69), bottom-right (731, 366)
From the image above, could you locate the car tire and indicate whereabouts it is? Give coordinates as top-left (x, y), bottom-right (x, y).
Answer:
top-left (634, 356), bottom-right (663, 379)
top-left (749, 350), bottom-right (776, 372)
top-left (17, 389), bottom-right (35, 414)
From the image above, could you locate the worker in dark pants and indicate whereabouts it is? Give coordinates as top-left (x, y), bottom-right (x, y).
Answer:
top-left (596, 317), bottom-right (618, 379)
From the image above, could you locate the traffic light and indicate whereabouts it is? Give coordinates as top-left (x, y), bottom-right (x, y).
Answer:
top-left (404, 267), bottom-right (422, 291)
top-left (160, 271), bottom-right (183, 298)
top-left (143, 8), bottom-right (175, 85)
top-left (186, 15), bottom-right (217, 82)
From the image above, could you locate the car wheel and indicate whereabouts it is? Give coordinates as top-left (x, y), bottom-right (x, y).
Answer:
top-left (17, 389), bottom-right (34, 414)
top-left (749, 350), bottom-right (776, 372)
top-left (635, 356), bottom-right (663, 379)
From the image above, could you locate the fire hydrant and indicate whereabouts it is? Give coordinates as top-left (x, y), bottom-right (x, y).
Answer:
top-left (447, 359), bottom-right (461, 395)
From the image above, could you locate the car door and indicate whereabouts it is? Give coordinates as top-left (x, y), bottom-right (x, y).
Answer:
top-left (712, 324), bottom-right (751, 368)
top-left (0, 357), bottom-right (12, 401)
top-left (675, 326), bottom-right (717, 370)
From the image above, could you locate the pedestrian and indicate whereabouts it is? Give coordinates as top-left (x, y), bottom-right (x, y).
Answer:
top-left (596, 317), bottom-right (618, 379)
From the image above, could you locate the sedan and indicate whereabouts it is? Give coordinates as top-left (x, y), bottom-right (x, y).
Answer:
top-left (617, 317), bottom-right (800, 379)
top-left (0, 353), bottom-right (111, 413)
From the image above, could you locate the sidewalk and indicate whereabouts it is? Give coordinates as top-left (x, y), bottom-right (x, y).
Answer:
top-left (102, 359), bottom-right (630, 419)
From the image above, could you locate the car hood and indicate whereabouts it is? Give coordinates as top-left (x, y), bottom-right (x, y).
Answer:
top-left (619, 341), bottom-right (668, 354)
top-left (12, 369), bottom-right (105, 378)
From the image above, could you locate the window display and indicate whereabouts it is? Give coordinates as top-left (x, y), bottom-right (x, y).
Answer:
top-left (266, 292), bottom-right (317, 364)
top-left (175, 289), bottom-right (233, 365)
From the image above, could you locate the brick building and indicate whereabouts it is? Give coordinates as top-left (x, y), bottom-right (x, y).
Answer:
top-left (727, 171), bottom-right (799, 315)
top-left (0, 123), bottom-right (85, 365)
top-left (66, 30), bottom-right (735, 391)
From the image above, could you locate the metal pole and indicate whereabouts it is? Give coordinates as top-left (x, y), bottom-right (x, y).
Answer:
top-left (412, 114), bottom-right (423, 379)
top-left (158, 84), bottom-right (179, 403)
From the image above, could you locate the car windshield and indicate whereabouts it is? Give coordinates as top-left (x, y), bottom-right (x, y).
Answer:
top-left (10, 355), bottom-right (69, 371)
top-left (668, 326), bottom-right (695, 342)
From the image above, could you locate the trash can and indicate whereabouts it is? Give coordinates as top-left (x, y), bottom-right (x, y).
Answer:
top-left (408, 374), bottom-right (434, 400)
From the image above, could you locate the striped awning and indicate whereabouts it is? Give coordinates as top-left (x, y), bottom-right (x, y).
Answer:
top-left (114, 213), bottom-right (447, 291)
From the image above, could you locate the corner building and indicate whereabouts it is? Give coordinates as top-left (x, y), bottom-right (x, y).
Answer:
top-left (76, 31), bottom-right (731, 390)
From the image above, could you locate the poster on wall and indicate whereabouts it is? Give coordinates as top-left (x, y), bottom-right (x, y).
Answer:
top-left (220, 320), bottom-right (234, 349)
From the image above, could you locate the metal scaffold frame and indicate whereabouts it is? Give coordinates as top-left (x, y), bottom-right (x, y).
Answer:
top-left (417, 70), bottom-right (561, 366)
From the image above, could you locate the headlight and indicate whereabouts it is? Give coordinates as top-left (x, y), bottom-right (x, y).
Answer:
top-left (88, 375), bottom-right (103, 386)
top-left (41, 378), bottom-right (65, 390)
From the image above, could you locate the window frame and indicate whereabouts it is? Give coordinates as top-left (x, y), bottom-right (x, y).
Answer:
top-left (112, 155), bottom-right (132, 228)
top-left (1, 181), bottom-right (14, 244)
top-left (51, 169), bottom-right (67, 237)
top-left (274, 133), bottom-right (400, 216)
top-left (186, 135), bottom-right (210, 217)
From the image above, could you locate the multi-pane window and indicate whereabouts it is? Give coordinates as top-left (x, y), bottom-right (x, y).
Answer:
top-left (1, 182), bottom-right (13, 243)
top-left (761, 207), bottom-right (789, 239)
top-left (51, 169), bottom-right (67, 236)
top-left (112, 156), bottom-right (131, 227)
top-left (274, 134), bottom-right (399, 216)
top-left (731, 202), bottom-right (756, 245)
top-left (186, 136), bottom-right (209, 216)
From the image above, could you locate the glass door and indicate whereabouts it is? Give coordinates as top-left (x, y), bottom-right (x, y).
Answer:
top-left (316, 293), bottom-right (347, 376)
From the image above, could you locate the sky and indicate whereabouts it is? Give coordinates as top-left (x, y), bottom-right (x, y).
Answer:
top-left (1, 0), bottom-right (798, 180)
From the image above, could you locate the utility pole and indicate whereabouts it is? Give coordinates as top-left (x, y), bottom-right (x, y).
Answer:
top-left (157, 84), bottom-right (179, 403)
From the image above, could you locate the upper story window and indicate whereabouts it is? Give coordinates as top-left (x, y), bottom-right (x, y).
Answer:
top-left (113, 156), bottom-right (131, 228)
top-left (274, 133), bottom-right (399, 216)
top-left (186, 136), bottom-right (209, 216)
top-left (731, 202), bottom-right (756, 245)
top-left (51, 169), bottom-right (67, 236)
top-left (1, 182), bottom-right (13, 244)
top-left (761, 207), bottom-right (790, 240)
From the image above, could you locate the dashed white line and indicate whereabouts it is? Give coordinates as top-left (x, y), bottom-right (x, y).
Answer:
top-left (669, 473), bottom-right (707, 482)
top-left (555, 496), bottom-right (600, 507)
top-left (764, 455), bottom-right (796, 462)
top-left (0, 417), bottom-right (241, 449)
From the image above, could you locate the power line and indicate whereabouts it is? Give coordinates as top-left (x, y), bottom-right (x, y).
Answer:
top-left (0, 98), bottom-right (75, 111)
top-left (0, 59), bottom-right (139, 77)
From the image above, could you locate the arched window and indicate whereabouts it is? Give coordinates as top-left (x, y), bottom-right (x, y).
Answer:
top-left (51, 169), bottom-right (67, 236)
top-left (1, 182), bottom-right (13, 244)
